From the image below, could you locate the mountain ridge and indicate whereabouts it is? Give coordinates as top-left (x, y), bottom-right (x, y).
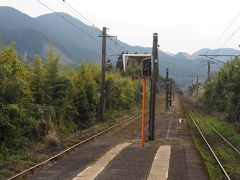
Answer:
top-left (1, 6), bottom-right (240, 86)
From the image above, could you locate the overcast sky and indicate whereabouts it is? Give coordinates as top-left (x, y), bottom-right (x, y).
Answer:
top-left (1, 0), bottom-right (240, 54)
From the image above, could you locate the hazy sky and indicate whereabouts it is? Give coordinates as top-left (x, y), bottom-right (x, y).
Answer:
top-left (1, 0), bottom-right (240, 54)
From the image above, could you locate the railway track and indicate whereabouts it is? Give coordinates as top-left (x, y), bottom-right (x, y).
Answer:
top-left (8, 110), bottom-right (141, 180)
top-left (183, 102), bottom-right (240, 180)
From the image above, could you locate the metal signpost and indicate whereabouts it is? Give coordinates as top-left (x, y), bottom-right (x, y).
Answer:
top-left (122, 54), bottom-right (153, 147)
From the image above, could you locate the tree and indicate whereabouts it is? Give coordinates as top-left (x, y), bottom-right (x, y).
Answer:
top-left (30, 55), bottom-right (45, 104)
top-left (202, 57), bottom-right (240, 123)
top-left (44, 46), bottom-right (60, 104)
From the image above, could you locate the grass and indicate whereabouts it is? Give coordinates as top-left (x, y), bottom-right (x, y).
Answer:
top-left (0, 170), bottom-right (11, 180)
top-left (185, 117), bottom-right (222, 179)
top-left (184, 106), bottom-right (240, 179)
top-left (0, 106), bottom-right (139, 180)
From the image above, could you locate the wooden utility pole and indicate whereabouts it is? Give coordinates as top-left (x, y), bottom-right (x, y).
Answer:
top-left (165, 68), bottom-right (169, 110)
top-left (169, 80), bottom-right (172, 106)
top-left (199, 54), bottom-right (240, 82)
top-left (172, 83), bottom-right (175, 102)
top-left (196, 74), bottom-right (199, 97)
top-left (207, 61), bottom-right (211, 82)
top-left (148, 33), bottom-right (158, 141)
top-left (141, 77), bottom-right (147, 147)
top-left (99, 27), bottom-right (107, 122)
top-left (98, 27), bottom-right (117, 121)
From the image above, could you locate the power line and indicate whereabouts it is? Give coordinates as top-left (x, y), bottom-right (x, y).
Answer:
top-left (38, 0), bottom-right (128, 60)
top-left (36, 0), bottom-right (99, 42)
top-left (62, 0), bottom-right (128, 52)
top-left (58, 0), bottom-right (93, 27)
top-left (189, 59), bottom-right (205, 77)
top-left (192, 61), bottom-right (203, 73)
top-left (66, 1), bottom-right (109, 38)
top-left (206, 10), bottom-right (240, 55)
top-left (197, 63), bottom-right (207, 73)
top-left (187, 14), bottom-right (240, 81)
top-left (56, 0), bottom-right (102, 54)
top-left (108, 37), bottom-right (127, 51)
top-left (204, 24), bottom-right (240, 62)
top-left (64, 0), bottom-right (96, 27)
top-left (214, 25), bottom-right (240, 55)
top-left (199, 10), bottom-right (240, 79)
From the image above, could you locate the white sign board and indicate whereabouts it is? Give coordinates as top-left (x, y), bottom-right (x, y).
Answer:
top-left (122, 54), bottom-right (153, 77)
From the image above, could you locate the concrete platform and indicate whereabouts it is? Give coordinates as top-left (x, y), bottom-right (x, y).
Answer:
top-left (30, 97), bottom-right (209, 180)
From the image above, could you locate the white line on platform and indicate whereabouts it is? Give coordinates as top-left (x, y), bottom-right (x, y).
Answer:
top-left (147, 145), bottom-right (171, 180)
top-left (179, 118), bottom-right (182, 123)
top-left (73, 142), bottom-right (131, 180)
top-left (166, 119), bottom-right (172, 138)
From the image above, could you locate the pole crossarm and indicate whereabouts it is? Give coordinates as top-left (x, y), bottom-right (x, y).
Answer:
top-left (98, 35), bottom-right (117, 38)
top-left (199, 54), bottom-right (240, 57)
top-left (199, 54), bottom-right (240, 83)
top-left (106, 54), bottom-right (121, 56)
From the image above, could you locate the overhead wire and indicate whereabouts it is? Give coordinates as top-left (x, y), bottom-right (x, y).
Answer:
top-left (189, 58), bottom-right (204, 78)
top-left (60, 0), bottom-right (127, 54)
top-left (35, 0), bottom-right (99, 42)
top-left (212, 25), bottom-right (240, 56)
top-left (37, 0), bottom-right (146, 64)
top-left (196, 9), bottom-right (240, 83)
top-left (193, 60), bottom-right (202, 73)
top-left (197, 63), bottom-right (208, 73)
top-left (36, 0), bottom-right (122, 60)
top-left (206, 10), bottom-right (240, 55)
top-left (63, 0), bottom-right (128, 52)
top-left (63, 0), bottom-right (96, 27)
top-left (185, 12), bottom-right (240, 83)
top-left (56, 0), bottom-right (103, 58)
top-left (57, 0), bottom-right (94, 27)
top-left (204, 9), bottom-right (240, 61)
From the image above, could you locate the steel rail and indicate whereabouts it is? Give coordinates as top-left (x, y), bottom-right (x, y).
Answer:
top-left (8, 110), bottom-right (140, 180)
top-left (187, 104), bottom-right (240, 156)
top-left (183, 104), bottom-right (231, 180)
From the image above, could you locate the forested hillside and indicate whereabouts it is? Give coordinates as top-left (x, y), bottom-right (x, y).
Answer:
top-left (1, 6), bottom-right (240, 87)
top-left (201, 58), bottom-right (240, 124)
top-left (0, 43), bottom-right (139, 162)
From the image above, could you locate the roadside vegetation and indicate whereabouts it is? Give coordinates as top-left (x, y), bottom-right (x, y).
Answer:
top-left (0, 43), bottom-right (141, 178)
top-left (184, 57), bottom-right (240, 179)
top-left (184, 56), bottom-right (240, 178)
top-left (200, 57), bottom-right (240, 129)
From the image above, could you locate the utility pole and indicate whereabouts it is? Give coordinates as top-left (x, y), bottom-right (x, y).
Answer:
top-left (207, 61), bottom-right (211, 82)
top-left (165, 68), bottom-right (169, 110)
top-left (196, 74), bottom-right (199, 97)
top-left (142, 77), bottom-right (147, 147)
top-left (169, 79), bottom-right (172, 106)
top-left (199, 54), bottom-right (240, 82)
top-left (148, 33), bottom-right (158, 141)
top-left (99, 27), bottom-right (107, 122)
top-left (98, 27), bottom-right (117, 122)
top-left (172, 81), bottom-right (174, 102)
top-left (172, 82), bottom-right (175, 102)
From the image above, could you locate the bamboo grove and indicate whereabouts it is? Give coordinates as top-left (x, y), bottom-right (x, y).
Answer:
top-left (0, 43), bottom-right (139, 160)
top-left (201, 57), bottom-right (240, 125)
